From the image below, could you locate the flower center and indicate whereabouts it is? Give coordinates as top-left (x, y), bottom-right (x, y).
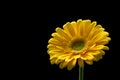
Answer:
top-left (71, 40), bottom-right (85, 51)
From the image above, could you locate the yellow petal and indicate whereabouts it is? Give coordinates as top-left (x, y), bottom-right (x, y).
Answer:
top-left (51, 33), bottom-right (68, 42)
top-left (78, 58), bottom-right (84, 67)
top-left (81, 53), bottom-right (94, 60)
top-left (79, 20), bottom-right (85, 37)
top-left (86, 51), bottom-right (100, 55)
top-left (59, 60), bottom-right (69, 69)
top-left (65, 22), bottom-right (75, 37)
top-left (83, 20), bottom-right (91, 36)
top-left (99, 50), bottom-right (105, 55)
top-left (65, 55), bottom-right (74, 62)
top-left (47, 44), bottom-right (54, 48)
top-left (71, 21), bottom-right (77, 35)
top-left (92, 32), bottom-right (109, 42)
top-left (103, 46), bottom-right (109, 50)
top-left (48, 38), bottom-right (65, 45)
top-left (89, 45), bottom-right (105, 50)
top-left (77, 19), bottom-right (82, 24)
top-left (67, 59), bottom-right (77, 70)
top-left (76, 19), bottom-right (82, 36)
top-left (94, 54), bottom-right (103, 61)
top-left (56, 27), bottom-right (71, 40)
top-left (87, 21), bottom-right (97, 40)
top-left (48, 50), bottom-right (63, 55)
top-left (50, 53), bottom-right (61, 60)
top-left (85, 60), bottom-right (93, 65)
top-left (50, 58), bottom-right (56, 64)
top-left (96, 37), bottom-right (111, 45)
top-left (48, 45), bottom-right (64, 51)
top-left (80, 20), bottom-right (91, 37)
top-left (55, 59), bottom-right (63, 64)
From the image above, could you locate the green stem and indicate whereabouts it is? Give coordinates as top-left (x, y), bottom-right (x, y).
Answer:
top-left (79, 66), bottom-right (84, 80)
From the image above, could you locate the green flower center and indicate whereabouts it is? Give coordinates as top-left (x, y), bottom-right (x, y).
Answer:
top-left (71, 40), bottom-right (85, 51)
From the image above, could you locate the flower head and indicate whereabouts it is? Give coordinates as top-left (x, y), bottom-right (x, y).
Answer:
top-left (47, 19), bottom-right (111, 70)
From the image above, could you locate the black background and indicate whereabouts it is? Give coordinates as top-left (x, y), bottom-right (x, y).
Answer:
top-left (10, 2), bottom-right (118, 80)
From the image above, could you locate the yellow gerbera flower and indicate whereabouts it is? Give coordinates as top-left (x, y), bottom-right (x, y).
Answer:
top-left (47, 19), bottom-right (111, 70)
